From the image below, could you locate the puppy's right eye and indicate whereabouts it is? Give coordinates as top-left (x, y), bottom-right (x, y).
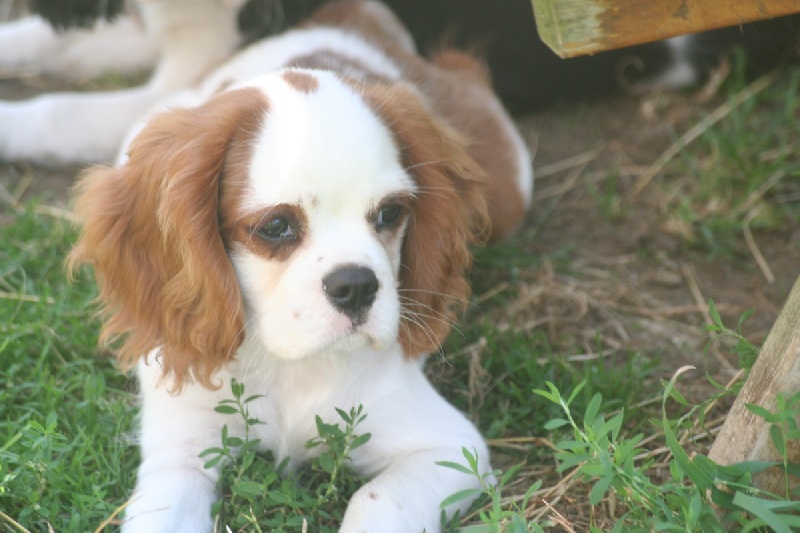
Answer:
top-left (375, 204), bottom-right (404, 230)
top-left (258, 218), bottom-right (295, 242)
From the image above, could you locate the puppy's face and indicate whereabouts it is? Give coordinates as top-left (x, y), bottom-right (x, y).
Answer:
top-left (223, 71), bottom-right (414, 359)
top-left (69, 69), bottom-right (489, 390)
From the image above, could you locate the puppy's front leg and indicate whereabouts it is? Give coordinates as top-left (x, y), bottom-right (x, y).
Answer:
top-left (122, 361), bottom-right (240, 533)
top-left (342, 373), bottom-right (491, 533)
top-left (343, 448), bottom-right (489, 533)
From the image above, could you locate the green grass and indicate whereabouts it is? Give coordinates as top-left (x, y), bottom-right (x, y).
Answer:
top-left (0, 206), bottom-right (137, 531)
top-left (661, 57), bottom-right (800, 255)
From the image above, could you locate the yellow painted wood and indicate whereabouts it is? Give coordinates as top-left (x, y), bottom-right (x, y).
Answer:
top-left (531, 0), bottom-right (800, 57)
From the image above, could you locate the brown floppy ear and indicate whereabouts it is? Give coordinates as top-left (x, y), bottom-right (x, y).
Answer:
top-left (68, 88), bottom-right (268, 391)
top-left (361, 83), bottom-right (490, 356)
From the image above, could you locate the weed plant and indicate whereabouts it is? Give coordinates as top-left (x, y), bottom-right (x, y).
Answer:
top-left (200, 379), bottom-right (370, 532)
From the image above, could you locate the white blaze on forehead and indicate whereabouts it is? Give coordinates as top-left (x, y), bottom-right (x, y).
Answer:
top-left (240, 70), bottom-right (415, 213)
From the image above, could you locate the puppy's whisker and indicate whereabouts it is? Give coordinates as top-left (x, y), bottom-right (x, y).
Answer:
top-left (398, 293), bottom-right (466, 319)
top-left (398, 300), bottom-right (459, 330)
top-left (402, 308), bottom-right (462, 339)
top-left (397, 288), bottom-right (473, 308)
top-left (401, 151), bottom-right (464, 173)
top-left (413, 185), bottom-right (463, 193)
top-left (399, 309), bottom-right (445, 358)
top-left (399, 299), bottom-right (460, 330)
top-left (409, 186), bottom-right (460, 202)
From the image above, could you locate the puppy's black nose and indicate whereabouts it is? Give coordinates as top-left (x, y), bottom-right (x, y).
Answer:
top-left (323, 265), bottom-right (379, 322)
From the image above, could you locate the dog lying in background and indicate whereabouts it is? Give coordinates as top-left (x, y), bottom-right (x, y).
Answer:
top-left (0, 0), bottom-right (250, 162)
top-left (2, 0), bottom-right (797, 164)
top-left (67, 1), bottom-right (532, 530)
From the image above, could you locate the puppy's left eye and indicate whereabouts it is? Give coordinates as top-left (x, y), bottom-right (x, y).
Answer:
top-left (374, 203), bottom-right (405, 231)
top-left (257, 217), bottom-right (295, 242)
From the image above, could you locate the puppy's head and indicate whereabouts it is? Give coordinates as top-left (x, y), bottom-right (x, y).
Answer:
top-left (69, 69), bottom-right (488, 390)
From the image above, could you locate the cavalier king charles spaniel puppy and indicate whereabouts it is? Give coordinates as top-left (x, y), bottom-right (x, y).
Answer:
top-left (68, 1), bottom-right (532, 531)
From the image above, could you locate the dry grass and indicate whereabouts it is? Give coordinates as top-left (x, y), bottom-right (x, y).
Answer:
top-left (432, 63), bottom-right (800, 529)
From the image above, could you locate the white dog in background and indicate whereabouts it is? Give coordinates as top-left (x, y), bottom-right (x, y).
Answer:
top-left (0, 0), bottom-right (250, 162)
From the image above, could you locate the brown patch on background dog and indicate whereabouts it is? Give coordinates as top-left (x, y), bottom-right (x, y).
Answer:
top-left (307, 0), bottom-right (414, 53)
top-left (282, 70), bottom-right (319, 94)
top-left (408, 49), bottom-right (529, 242)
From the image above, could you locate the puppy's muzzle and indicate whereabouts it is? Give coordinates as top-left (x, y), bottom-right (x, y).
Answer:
top-left (323, 264), bottom-right (379, 325)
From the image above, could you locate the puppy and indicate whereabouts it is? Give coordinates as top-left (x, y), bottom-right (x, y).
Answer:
top-left (68, 1), bottom-right (532, 531)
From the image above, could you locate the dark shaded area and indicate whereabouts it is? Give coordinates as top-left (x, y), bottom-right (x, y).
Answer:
top-left (29, 0), bottom-right (125, 30)
top-left (25, 0), bottom-right (800, 113)
top-left (244, 0), bottom-right (800, 114)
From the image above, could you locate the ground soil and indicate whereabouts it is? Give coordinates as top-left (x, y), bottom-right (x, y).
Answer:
top-left (523, 92), bottom-right (798, 358)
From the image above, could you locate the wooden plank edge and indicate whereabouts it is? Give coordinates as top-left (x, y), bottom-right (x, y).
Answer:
top-left (708, 275), bottom-right (800, 495)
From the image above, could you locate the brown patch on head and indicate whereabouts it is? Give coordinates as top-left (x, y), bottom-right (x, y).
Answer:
top-left (358, 82), bottom-right (490, 357)
top-left (281, 70), bottom-right (319, 94)
top-left (68, 87), bottom-right (269, 392)
top-left (302, 2), bottom-right (529, 240)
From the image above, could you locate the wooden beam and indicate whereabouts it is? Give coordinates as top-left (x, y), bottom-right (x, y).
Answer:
top-left (531, 0), bottom-right (800, 57)
top-left (709, 276), bottom-right (800, 495)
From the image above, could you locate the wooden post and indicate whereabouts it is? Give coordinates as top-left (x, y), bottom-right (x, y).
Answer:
top-left (709, 276), bottom-right (800, 494)
top-left (531, 0), bottom-right (800, 57)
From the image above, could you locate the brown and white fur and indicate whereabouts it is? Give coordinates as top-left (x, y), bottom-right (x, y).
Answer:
top-left (67, 1), bottom-right (532, 531)
top-left (0, 0), bottom-right (247, 163)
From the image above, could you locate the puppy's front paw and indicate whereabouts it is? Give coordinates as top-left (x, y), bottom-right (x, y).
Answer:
top-left (340, 484), bottom-right (437, 533)
top-left (121, 469), bottom-right (217, 533)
